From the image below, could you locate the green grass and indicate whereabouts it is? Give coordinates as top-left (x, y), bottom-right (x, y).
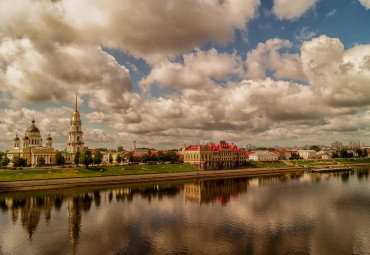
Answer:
top-left (246, 162), bottom-right (287, 168)
top-left (335, 158), bottom-right (370, 164)
top-left (0, 164), bottom-right (196, 182)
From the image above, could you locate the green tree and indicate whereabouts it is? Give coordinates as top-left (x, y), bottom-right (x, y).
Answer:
top-left (126, 152), bottom-right (134, 163)
top-left (12, 156), bottom-right (27, 167)
top-left (339, 149), bottom-right (348, 158)
top-left (117, 146), bottom-right (124, 152)
top-left (55, 152), bottom-right (65, 165)
top-left (309, 145), bottom-right (320, 152)
top-left (165, 151), bottom-right (179, 163)
top-left (356, 148), bottom-right (363, 158)
top-left (139, 153), bottom-right (150, 163)
top-left (157, 151), bottom-right (165, 162)
top-left (0, 157), bottom-right (10, 167)
top-left (74, 151), bottom-right (81, 165)
top-left (37, 157), bottom-right (45, 167)
top-left (116, 154), bottom-right (122, 164)
top-left (80, 150), bottom-right (93, 168)
top-left (94, 150), bottom-right (102, 164)
top-left (332, 151), bottom-right (339, 158)
top-left (151, 153), bottom-right (158, 162)
top-left (109, 154), bottom-right (113, 164)
top-left (363, 149), bottom-right (368, 157)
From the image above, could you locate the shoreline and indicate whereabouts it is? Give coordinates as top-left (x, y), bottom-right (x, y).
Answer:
top-left (1, 163), bottom-right (369, 192)
top-left (0, 166), bottom-right (304, 192)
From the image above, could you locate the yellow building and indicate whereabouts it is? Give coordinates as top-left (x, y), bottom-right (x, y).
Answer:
top-left (7, 119), bottom-right (56, 166)
top-left (183, 141), bottom-right (247, 170)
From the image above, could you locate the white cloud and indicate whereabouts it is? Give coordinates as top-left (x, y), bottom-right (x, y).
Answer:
top-left (273, 0), bottom-right (318, 20)
top-left (359, 0), bottom-right (370, 9)
top-left (0, 0), bottom-right (260, 62)
top-left (140, 49), bottom-right (244, 91)
top-left (0, 37), bottom-right (134, 112)
top-left (245, 38), bottom-right (306, 81)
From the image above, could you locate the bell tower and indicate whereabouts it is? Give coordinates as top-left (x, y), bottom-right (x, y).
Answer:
top-left (67, 94), bottom-right (85, 159)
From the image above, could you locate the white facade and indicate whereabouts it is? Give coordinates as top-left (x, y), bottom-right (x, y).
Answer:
top-left (249, 151), bottom-right (279, 161)
top-left (298, 150), bottom-right (316, 159)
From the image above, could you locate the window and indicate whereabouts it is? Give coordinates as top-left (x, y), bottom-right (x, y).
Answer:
top-left (77, 136), bottom-right (80, 142)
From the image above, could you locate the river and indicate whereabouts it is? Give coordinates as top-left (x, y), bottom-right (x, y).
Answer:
top-left (0, 168), bottom-right (369, 255)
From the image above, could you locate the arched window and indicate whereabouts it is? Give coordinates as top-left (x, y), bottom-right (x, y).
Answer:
top-left (77, 136), bottom-right (80, 142)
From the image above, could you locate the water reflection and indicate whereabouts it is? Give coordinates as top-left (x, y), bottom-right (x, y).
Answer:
top-left (0, 169), bottom-right (369, 254)
top-left (184, 178), bottom-right (249, 204)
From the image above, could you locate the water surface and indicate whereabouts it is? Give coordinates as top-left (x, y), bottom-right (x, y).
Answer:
top-left (0, 168), bottom-right (369, 254)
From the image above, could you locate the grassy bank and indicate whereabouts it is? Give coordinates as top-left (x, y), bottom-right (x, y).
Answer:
top-left (0, 164), bottom-right (196, 182)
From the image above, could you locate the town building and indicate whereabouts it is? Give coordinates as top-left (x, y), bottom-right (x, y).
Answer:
top-left (248, 151), bottom-right (279, 161)
top-left (298, 150), bottom-right (317, 159)
top-left (183, 141), bottom-right (246, 170)
top-left (6, 119), bottom-right (56, 166)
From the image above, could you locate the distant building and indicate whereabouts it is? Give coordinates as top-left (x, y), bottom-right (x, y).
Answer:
top-left (348, 141), bottom-right (364, 149)
top-left (316, 151), bottom-right (332, 159)
top-left (183, 141), bottom-right (246, 170)
top-left (248, 151), bottom-right (279, 162)
top-left (331, 141), bottom-right (343, 149)
top-left (298, 150), bottom-right (316, 159)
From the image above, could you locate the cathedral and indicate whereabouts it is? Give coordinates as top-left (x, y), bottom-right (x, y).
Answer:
top-left (6, 94), bottom-right (85, 166)
top-left (7, 119), bottom-right (56, 166)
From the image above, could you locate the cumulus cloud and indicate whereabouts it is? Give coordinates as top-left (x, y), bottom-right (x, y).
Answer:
top-left (301, 35), bottom-right (370, 107)
top-left (0, 37), bottom-right (134, 112)
top-left (273, 0), bottom-right (318, 20)
top-left (0, 0), bottom-right (260, 62)
top-left (245, 38), bottom-right (306, 80)
top-left (359, 0), bottom-right (370, 9)
top-left (140, 49), bottom-right (244, 91)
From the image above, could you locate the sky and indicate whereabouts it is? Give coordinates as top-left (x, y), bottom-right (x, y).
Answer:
top-left (1, 0), bottom-right (370, 151)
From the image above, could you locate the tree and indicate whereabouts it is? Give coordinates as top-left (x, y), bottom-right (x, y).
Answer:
top-left (139, 153), bottom-right (150, 163)
top-left (74, 151), bottom-right (81, 165)
top-left (157, 151), bottom-right (165, 162)
top-left (309, 145), bottom-right (320, 152)
top-left (165, 151), bottom-right (179, 163)
top-left (80, 150), bottom-right (93, 168)
top-left (117, 146), bottom-right (124, 152)
top-left (109, 154), bottom-right (113, 164)
top-left (55, 152), bottom-right (65, 165)
top-left (94, 150), bottom-right (102, 164)
top-left (12, 156), bottom-right (27, 167)
top-left (0, 157), bottom-right (10, 167)
top-left (151, 153), bottom-right (158, 162)
top-left (339, 149), bottom-right (348, 158)
top-left (37, 157), bottom-right (45, 167)
top-left (332, 151), bottom-right (339, 158)
top-left (356, 148), bottom-right (363, 158)
top-left (126, 152), bottom-right (134, 163)
top-left (116, 154), bottom-right (122, 164)
top-left (364, 149), bottom-right (368, 157)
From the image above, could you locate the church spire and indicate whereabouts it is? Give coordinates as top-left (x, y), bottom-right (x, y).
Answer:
top-left (75, 93), bottom-right (78, 112)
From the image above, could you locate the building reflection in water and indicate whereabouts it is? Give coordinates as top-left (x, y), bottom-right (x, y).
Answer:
top-left (184, 178), bottom-right (249, 205)
top-left (0, 182), bottom-right (183, 253)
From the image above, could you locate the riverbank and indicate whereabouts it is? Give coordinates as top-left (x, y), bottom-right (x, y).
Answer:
top-left (0, 166), bottom-right (305, 192)
top-left (1, 163), bottom-right (369, 192)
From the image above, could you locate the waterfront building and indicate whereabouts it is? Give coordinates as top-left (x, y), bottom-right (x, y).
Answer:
top-left (66, 94), bottom-right (85, 162)
top-left (6, 119), bottom-right (56, 166)
top-left (298, 150), bottom-right (317, 159)
top-left (183, 141), bottom-right (246, 170)
top-left (248, 151), bottom-right (279, 161)
top-left (316, 151), bottom-right (332, 159)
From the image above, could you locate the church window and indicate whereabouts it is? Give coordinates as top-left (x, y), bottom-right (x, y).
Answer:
top-left (77, 136), bottom-right (80, 142)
